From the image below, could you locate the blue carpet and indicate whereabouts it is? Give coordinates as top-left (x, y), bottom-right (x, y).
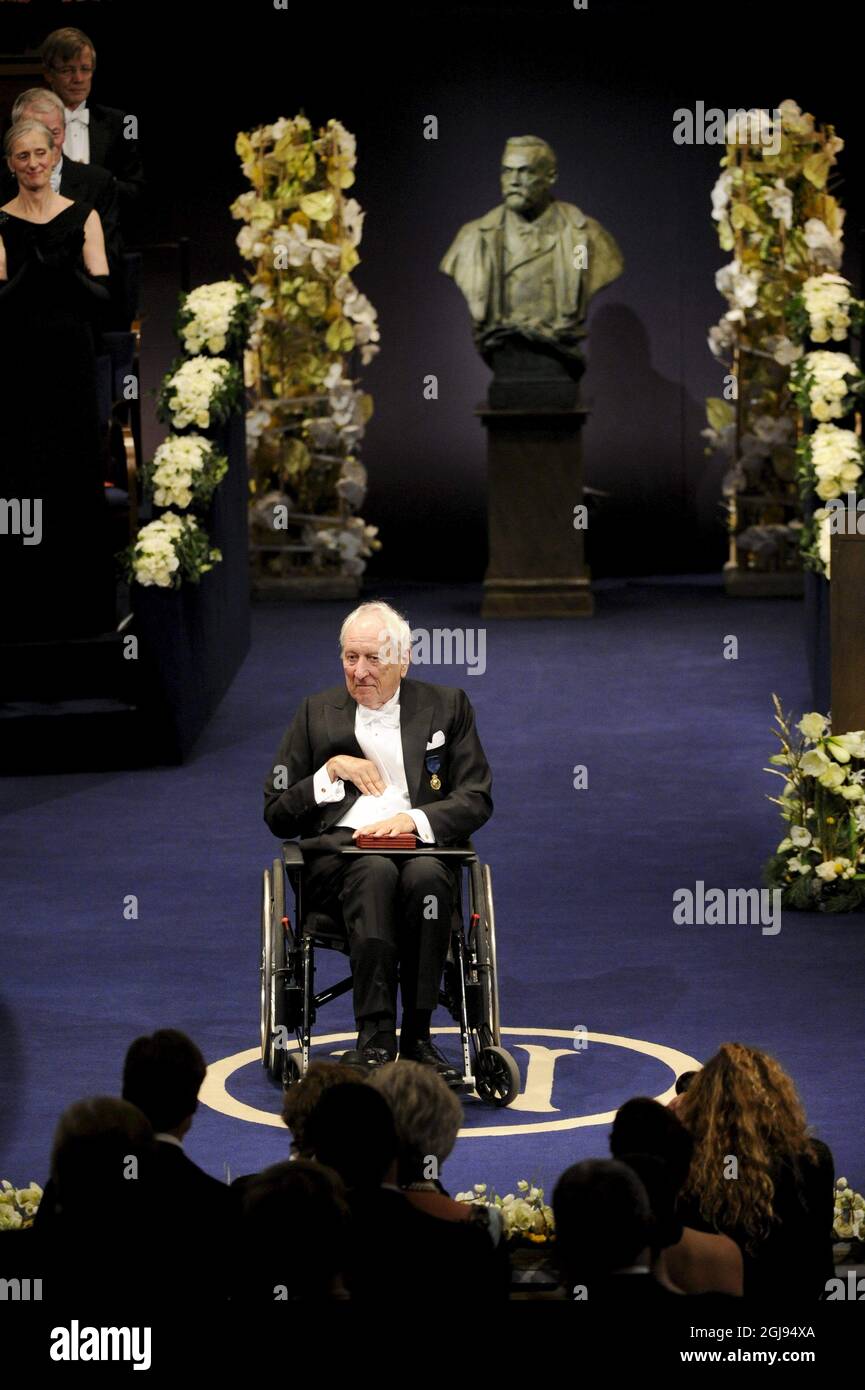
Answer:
top-left (3, 578), bottom-right (863, 1204)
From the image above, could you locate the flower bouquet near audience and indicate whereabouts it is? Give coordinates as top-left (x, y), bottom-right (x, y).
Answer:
top-left (157, 356), bottom-right (244, 433)
top-left (142, 435), bottom-right (228, 512)
top-left (177, 279), bottom-right (255, 356)
top-left (122, 512), bottom-right (222, 589)
top-left (764, 695), bottom-right (865, 909)
top-left (454, 1180), bottom-right (555, 1243)
top-left (787, 273), bottom-right (865, 346)
top-left (0, 1179), bottom-right (43, 1229)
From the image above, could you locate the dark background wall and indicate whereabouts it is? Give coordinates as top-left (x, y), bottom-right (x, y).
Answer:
top-left (4, 0), bottom-right (863, 579)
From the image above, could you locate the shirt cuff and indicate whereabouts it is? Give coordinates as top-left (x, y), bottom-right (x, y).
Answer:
top-left (314, 762), bottom-right (346, 805)
top-left (410, 808), bottom-right (435, 844)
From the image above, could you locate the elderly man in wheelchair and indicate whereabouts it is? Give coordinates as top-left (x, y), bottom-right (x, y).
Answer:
top-left (262, 600), bottom-right (518, 1104)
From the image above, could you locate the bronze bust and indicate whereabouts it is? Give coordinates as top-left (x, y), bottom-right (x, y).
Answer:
top-left (441, 135), bottom-right (623, 404)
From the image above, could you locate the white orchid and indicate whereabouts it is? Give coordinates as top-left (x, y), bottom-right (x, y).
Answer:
top-left (803, 218), bottom-right (843, 271)
top-left (715, 258), bottom-right (761, 310)
top-left (797, 712), bottom-right (828, 740)
top-left (765, 180), bottom-right (793, 229)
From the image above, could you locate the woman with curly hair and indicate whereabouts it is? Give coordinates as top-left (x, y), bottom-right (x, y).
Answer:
top-left (673, 1043), bottom-right (835, 1299)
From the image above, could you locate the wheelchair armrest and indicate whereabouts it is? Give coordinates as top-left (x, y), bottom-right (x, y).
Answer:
top-left (338, 843), bottom-right (477, 861)
top-left (281, 842), bottom-right (305, 881)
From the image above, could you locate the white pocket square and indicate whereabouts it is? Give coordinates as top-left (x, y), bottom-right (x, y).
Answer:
top-left (426, 730), bottom-right (446, 750)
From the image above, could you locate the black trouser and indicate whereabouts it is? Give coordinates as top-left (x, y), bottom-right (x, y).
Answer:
top-left (298, 828), bottom-right (457, 1023)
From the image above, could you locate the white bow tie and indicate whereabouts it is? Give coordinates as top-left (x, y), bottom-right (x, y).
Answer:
top-left (67, 107), bottom-right (90, 126)
top-left (357, 703), bottom-right (400, 730)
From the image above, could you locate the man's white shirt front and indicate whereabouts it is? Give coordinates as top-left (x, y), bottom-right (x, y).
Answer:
top-left (64, 102), bottom-right (90, 163)
top-left (312, 686), bottom-right (435, 842)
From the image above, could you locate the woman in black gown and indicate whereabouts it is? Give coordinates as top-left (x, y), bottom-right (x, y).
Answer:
top-left (0, 117), bottom-right (113, 641)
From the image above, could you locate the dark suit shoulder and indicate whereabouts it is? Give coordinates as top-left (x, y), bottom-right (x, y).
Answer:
top-left (312, 682), bottom-right (353, 706)
top-left (149, 1142), bottom-right (234, 1201)
top-left (61, 161), bottom-right (114, 198)
top-left (88, 102), bottom-right (126, 125)
top-left (810, 1136), bottom-right (834, 1168)
top-left (402, 677), bottom-right (468, 707)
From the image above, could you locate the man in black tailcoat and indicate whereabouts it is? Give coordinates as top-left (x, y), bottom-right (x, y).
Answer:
top-left (264, 601), bottom-right (493, 1078)
top-left (41, 26), bottom-right (144, 223)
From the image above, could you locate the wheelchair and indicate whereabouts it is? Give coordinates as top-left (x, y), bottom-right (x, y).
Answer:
top-left (260, 841), bottom-right (521, 1106)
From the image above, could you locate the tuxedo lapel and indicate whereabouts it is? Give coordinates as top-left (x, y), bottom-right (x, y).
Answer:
top-left (324, 687), bottom-right (364, 760)
top-left (398, 679), bottom-right (435, 805)
top-left (59, 163), bottom-right (82, 199)
top-left (87, 108), bottom-right (110, 169)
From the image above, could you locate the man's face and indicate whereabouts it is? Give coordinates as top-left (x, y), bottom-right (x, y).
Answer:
top-left (45, 46), bottom-right (94, 107)
top-left (500, 149), bottom-right (553, 215)
top-left (7, 131), bottom-right (56, 189)
top-left (341, 617), bottom-right (408, 709)
top-left (22, 106), bottom-right (65, 156)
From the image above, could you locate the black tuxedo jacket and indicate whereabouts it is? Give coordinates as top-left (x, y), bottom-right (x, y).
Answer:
top-left (264, 677), bottom-right (493, 846)
top-left (60, 160), bottom-right (122, 267)
top-left (87, 102), bottom-right (144, 209)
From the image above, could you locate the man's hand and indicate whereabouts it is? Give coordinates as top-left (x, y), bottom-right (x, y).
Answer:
top-left (326, 755), bottom-right (386, 796)
top-left (353, 813), bottom-right (417, 839)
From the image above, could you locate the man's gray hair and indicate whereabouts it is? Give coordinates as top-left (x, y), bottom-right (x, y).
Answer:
top-left (12, 88), bottom-right (66, 125)
top-left (339, 601), bottom-right (412, 666)
top-left (368, 1061), bottom-right (463, 1183)
top-left (4, 119), bottom-right (56, 160)
top-left (504, 134), bottom-right (557, 180)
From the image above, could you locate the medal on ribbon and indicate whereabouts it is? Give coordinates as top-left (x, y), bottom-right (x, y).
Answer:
top-left (425, 752), bottom-right (442, 791)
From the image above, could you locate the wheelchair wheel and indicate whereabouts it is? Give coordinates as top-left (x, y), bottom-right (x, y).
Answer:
top-left (469, 861), bottom-right (501, 1047)
top-left (260, 858), bottom-right (289, 1084)
top-left (279, 1052), bottom-right (301, 1089)
top-left (260, 866), bottom-right (273, 1068)
top-left (475, 1045), bottom-right (521, 1107)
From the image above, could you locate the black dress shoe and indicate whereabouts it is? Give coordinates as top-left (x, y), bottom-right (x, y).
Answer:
top-left (342, 1045), bottom-right (394, 1072)
top-left (399, 1039), bottom-right (462, 1085)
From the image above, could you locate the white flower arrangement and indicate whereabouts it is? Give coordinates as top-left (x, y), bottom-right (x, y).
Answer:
top-left (789, 273), bottom-right (865, 344)
top-left (798, 423), bottom-right (864, 503)
top-left (123, 511), bottom-right (222, 589)
top-left (809, 507), bottom-right (833, 577)
top-left (144, 434), bottom-right (228, 511)
top-left (178, 280), bottom-right (254, 355)
top-left (0, 1179), bottom-right (43, 1229)
top-left (766, 696), bottom-right (865, 909)
top-left (706, 100), bottom-right (851, 582)
top-left (158, 356), bottom-right (242, 432)
top-left (454, 1179), bottom-right (555, 1242)
top-left (790, 351), bottom-right (864, 422)
top-left (236, 114), bottom-right (380, 582)
top-left (302, 515), bottom-right (379, 578)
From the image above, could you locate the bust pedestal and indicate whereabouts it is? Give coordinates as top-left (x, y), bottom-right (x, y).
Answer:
top-left (477, 403), bottom-right (592, 618)
top-left (830, 532), bottom-right (865, 730)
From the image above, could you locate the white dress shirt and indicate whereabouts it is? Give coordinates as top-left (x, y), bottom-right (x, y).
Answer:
top-left (313, 686), bottom-right (435, 842)
top-left (64, 102), bottom-right (90, 163)
top-left (49, 156), bottom-right (63, 194)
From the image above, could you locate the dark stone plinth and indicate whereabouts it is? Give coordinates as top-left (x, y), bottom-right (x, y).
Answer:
top-left (484, 337), bottom-right (584, 411)
top-left (477, 404), bottom-right (591, 619)
top-left (804, 569), bottom-right (831, 716)
top-left (830, 533), bottom-right (865, 731)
